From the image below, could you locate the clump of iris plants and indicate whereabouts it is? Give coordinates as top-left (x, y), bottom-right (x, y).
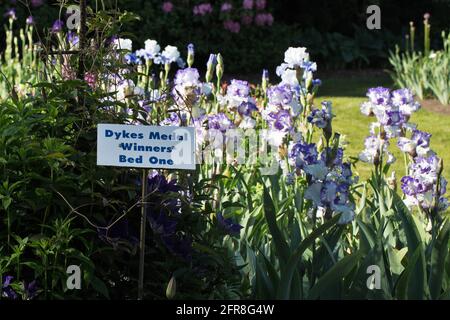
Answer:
top-left (359, 87), bottom-right (448, 218)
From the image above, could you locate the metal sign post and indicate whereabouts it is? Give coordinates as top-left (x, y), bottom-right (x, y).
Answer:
top-left (138, 169), bottom-right (148, 300)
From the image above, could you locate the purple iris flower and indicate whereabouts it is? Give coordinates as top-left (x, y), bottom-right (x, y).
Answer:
top-left (411, 129), bottom-right (432, 148)
top-left (307, 102), bottom-right (332, 129)
top-left (386, 110), bottom-right (405, 126)
top-left (401, 153), bottom-right (447, 212)
top-left (26, 16), bottom-right (35, 25)
top-left (320, 181), bottom-right (338, 204)
top-left (208, 113), bottom-right (234, 132)
top-left (392, 88), bottom-right (414, 106)
top-left (51, 19), bottom-right (64, 33)
top-left (267, 84), bottom-right (293, 106)
top-left (67, 31), bottom-right (79, 46)
top-left (270, 109), bottom-right (292, 132)
top-left (367, 87), bottom-right (391, 106)
top-left (125, 53), bottom-right (141, 65)
top-left (3, 275), bottom-right (13, 287)
top-left (4, 8), bottom-right (16, 20)
top-left (217, 213), bottom-right (243, 236)
top-left (312, 79), bottom-right (322, 87)
top-left (2, 276), bottom-right (18, 300)
top-left (401, 176), bottom-right (420, 196)
top-left (147, 172), bottom-right (182, 194)
top-left (25, 280), bottom-right (38, 300)
top-left (227, 79), bottom-right (250, 98)
top-left (289, 142), bottom-right (318, 169)
top-left (237, 101), bottom-right (257, 117)
top-left (160, 113), bottom-right (185, 126)
top-left (107, 35), bottom-right (119, 46)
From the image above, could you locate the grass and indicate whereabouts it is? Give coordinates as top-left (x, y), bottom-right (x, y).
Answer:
top-left (317, 72), bottom-right (450, 181)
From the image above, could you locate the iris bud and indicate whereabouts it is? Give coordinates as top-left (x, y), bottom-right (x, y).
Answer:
top-left (166, 276), bottom-right (177, 300)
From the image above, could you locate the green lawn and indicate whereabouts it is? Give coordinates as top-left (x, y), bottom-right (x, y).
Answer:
top-left (317, 72), bottom-right (450, 181)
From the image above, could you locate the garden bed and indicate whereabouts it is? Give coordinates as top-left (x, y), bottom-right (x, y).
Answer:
top-left (1, 3), bottom-right (449, 302)
top-left (420, 99), bottom-right (450, 115)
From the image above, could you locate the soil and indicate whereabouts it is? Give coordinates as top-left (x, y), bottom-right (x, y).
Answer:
top-left (420, 99), bottom-right (450, 115)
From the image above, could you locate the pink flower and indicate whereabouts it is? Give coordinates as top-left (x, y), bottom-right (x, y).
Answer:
top-left (221, 2), bottom-right (233, 12)
top-left (255, 13), bottom-right (273, 26)
top-left (162, 1), bottom-right (174, 13)
top-left (193, 3), bottom-right (213, 16)
top-left (84, 72), bottom-right (97, 89)
top-left (243, 0), bottom-right (253, 10)
top-left (31, 0), bottom-right (44, 7)
top-left (241, 15), bottom-right (253, 26)
top-left (255, 0), bottom-right (266, 10)
top-left (224, 20), bottom-right (241, 33)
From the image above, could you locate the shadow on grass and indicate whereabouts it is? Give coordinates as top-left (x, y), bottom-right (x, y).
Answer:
top-left (317, 70), bottom-right (393, 98)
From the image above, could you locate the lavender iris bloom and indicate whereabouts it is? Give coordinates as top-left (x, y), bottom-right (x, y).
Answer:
top-left (160, 113), bottom-right (185, 126)
top-left (174, 68), bottom-right (200, 86)
top-left (227, 79), bottom-right (250, 98)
